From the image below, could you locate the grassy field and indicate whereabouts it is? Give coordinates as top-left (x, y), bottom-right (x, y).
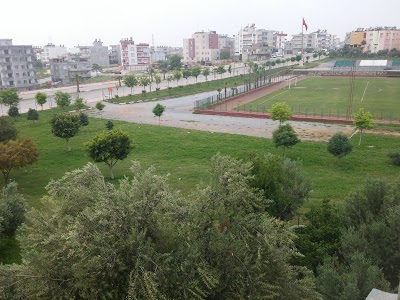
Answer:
top-left (1, 108), bottom-right (400, 263)
top-left (237, 77), bottom-right (400, 120)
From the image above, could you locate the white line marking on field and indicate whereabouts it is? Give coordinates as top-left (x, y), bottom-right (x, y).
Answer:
top-left (257, 90), bottom-right (290, 106)
top-left (361, 81), bottom-right (369, 102)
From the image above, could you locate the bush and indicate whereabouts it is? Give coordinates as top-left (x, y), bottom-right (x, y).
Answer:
top-left (327, 133), bottom-right (352, 159)
top-left (114, 95), bottom-right (119, 98)
top-left (79, 112), bottom-right (89, 127)
top-left (156, 88), bottom-right (160, 91)
top-left (0, 118), bottom-right (17, 142)
top-left (0, 182), bottom-right (26, 237)
top-left (105, 120), bottom-right (114, 130)
top-left (8, 106), bottom-right (19, 118)
top-left (27, 108), bottom-right (39, 121)
top-left (388, 152), bottom-right (400, 166)
top-left (141, 90), bottom-right (146, 94)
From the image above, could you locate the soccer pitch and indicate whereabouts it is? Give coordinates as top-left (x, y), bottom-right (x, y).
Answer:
top-left (237, 77), bottom-right (400, 120)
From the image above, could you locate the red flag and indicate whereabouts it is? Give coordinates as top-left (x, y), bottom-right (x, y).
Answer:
top-left (303, 18), bottom-right (308, 31)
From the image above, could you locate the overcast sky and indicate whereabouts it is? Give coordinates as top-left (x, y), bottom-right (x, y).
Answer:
top-left (2, 0), bottom-right (399, 48)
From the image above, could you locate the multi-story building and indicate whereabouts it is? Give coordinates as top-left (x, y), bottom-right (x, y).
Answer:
top-left (120, 38), bottom-right (150, 71)
top-left (349, 26), bottom-right (400, 53)
top-left (150, 46), bottom-right (168, 63)
top-left (0, 39), bottom-right (37, 91)
top-left (89, 39), bottom-right (110, 67)
top-left (109, 45), bottom-right (121, 65)
top-left (39, 43), bottom-right (67, 63)
top-left (289, 30), bottom-right (338, 53)
top-left (49, 57), bottom-right (91, 84)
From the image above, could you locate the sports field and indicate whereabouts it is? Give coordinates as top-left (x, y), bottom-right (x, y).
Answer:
top-left (236, 77), bottom-right (400, 120)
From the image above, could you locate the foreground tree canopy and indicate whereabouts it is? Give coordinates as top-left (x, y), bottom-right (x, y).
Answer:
top-left (0, 155), bottom-right (321, 299)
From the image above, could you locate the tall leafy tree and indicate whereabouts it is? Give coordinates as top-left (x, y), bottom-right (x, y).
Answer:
top-left (123, 75), bottom-right (137, 95)
top-left (353, 108), bottom-right (374, 145)
top-left (50, 114), bottom-right (80, 152)
top-left (0, 138), bottom-right (39, 184)
top-left (35, 92), bottom-right (47, 110)
top-left (54, 91), bottom-right (71, 110)
top-left (0, 89), bottom-right (19, 107)
top-left (0, 118), bottom-right (17, 142)
top-left (85, 129), bottom-right (132, 179)
top-left (270, 102), bottom-right (292, 124)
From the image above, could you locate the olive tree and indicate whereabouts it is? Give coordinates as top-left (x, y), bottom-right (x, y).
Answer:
top-left (85, 128), bottom-right (132, 179)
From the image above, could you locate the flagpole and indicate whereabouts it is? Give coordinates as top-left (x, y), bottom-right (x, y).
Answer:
top-left (301, 17), bottom-right (304, 57)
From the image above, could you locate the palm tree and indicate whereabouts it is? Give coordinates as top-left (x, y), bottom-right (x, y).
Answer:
top-left (71, 73), bottom-right (82, 93)
top-left (91, 64), bottom-right (102, 76)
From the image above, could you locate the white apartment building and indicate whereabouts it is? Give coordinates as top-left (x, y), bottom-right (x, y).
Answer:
top-left (290, 30), bottom-right (339, 53)
top-left (39, 44), bottom-right (67, 63)
top-left (183, 31), bottom-right (223, 64)
top-left (120, 38), bottom-right (150, 70)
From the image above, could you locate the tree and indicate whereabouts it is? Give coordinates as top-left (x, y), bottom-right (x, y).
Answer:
top-left (0, 89), bottom-right (19, 107)
top-left (272, 124), bottom-right (300, 154)
top-left (173, 70), bottom-right (181, 86)
top-left (154, 74), bottom-right (161, 92)
top-left (246, 153), bottom-right (311, 220)
top-left (168, 54), bottom-right (182, 69)
top-left (123, 75), bottom-right (138, 95)
top-left (50, 114), bottom-right (81, 152)
top-left (216, 65), bottom-right (226, 78)
top-left (91, 63), bottom-right (102, 76)
top-left (27, 108), bottom-right (39, 122)
top-left (95, 102), bottom-right (105, 112)
top-left (269, 102), bottom-right (292, 124)
top-left (35, 92), bottom-right (47, 110)
top-left (227, 65), bottom-right (232, 76)
top-left (202, 68), bottom-right (210, 81)
top-left (54, 91), bottom-right (71, 110)
top-left (182, 69), bottom-right (191, 84)
top-left (327, 133), bottom-right (353, 159)
top-left (220, 51), bottom-right (230, 60)
top-left (353, 108), bottom-right (374, 145)
top-left (159, 60), bottom-right (169, 79)
top-left (105, 120), bottom-right (114, 130)
top-left (152, 103), bottom-right (165, 125)
top-left (167, 75), bottom-right (173, 88)
top-left (0, 118), bottom-right (17, 142)
top-left (191, 67), bottom-right (201, 82)
top-left (138, 76), bottom-right (150, 93)
top-left (296, 55), bottom-right (302, 62)
top-left (79, 112), bottom-right (89, 127)
top-left (0, 138), bottom-right (39, 184)
top-left (74, 97), bottom-right (86, 110)
top-left (0, 182), bottom-right (26, 237)
top-left (85, 129), bottom-right (132, 179)
top-left (7, 106), bottom-right (19, 118)
top-left (71, 73), bottom-right (82, 93)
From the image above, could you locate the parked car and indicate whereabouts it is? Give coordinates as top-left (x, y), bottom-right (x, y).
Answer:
top-left (112, 70), bottom-right (122, 74)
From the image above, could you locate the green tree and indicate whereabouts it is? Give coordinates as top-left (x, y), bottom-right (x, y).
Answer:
top-left (0, 89), bottom-right (19, 107)
top-left (182, 69), bottom-right (191, 84)
top-left (220, 51), bottom-right (230, 60)
top-left (202, 68), bottom-right (210, 81)
top-left (50, 114), bottom-right (80, 152)
top-left (191, 66), bottom-right (201, 82)
top-left (91, 63), bottom-right (102, 76)
top-left (138, 75), bottom-right (150, 93)
top-left (123, 75), bottom-right (138, 95)
top-left (269, 102), bottom-right (292, 124)
top-left (95, 102), bottom-right (105, 112)
top-left (85, 129), bottom-right (132, 179)
top-left (71, 73), bottom-right (82, 93)
top-left (27, 108), bottom-right (39, 122)
top-left (0, 118), bottom-right (17, 142)
top-left (246, 153), bottom-right (311, 220)
top-left (353, 108), bottom-right (374, 145)
top-left (79, 112), bottom-right (89, 127)
top-left (173, 70), bottom-right (181, 86)
top-left (296, 55), bottom-right (302, 62)
top-left (216, 65), bottom-right (226, 78)
top-left (272, 124), bottom-right (300, 154)
top-left (0, 138), bottom-right (39, 184)
top-left (227, 65), bottom-right (232, 76)
top-left (7, 106), bottom-right (19, 118)
top-left (35, 92), bottom-right (47, 110)
top-left (0, 182), bottom-right (26, 237)
top-left (168, 54), bottom-right (182, 69)
top-left (159, 60), bottom-right (169, 79)
top-left (152, 103), bottom-right (165, 125)
top-left (327, 133), bottom-right (353, 159)
top-left (74, 97), bottom-right (86, 110)
top-left (54, 91), bottom-right (71, 110)
top-left (105, 120), bottom-right (114, 130)
top-left (154, 74), bottom-right (161, 92)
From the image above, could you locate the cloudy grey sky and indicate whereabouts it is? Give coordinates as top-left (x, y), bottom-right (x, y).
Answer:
top-left (2, 0), bottom-right (399, 47)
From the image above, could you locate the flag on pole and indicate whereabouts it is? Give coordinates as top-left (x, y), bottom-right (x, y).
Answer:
top-left (303, 18), bottom-right (308, 31)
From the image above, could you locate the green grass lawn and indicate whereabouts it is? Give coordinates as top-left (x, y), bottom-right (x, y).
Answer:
top-left (237, 77), bottom-right (400, 120)
top-left (1, 107), bottom-right (400, 263)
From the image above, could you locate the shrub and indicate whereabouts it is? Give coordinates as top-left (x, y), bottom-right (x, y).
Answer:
top-left (114, 95), bottom-right (119, 98)
top-left (8, 106), bottom-right (19, 118)
top-left (27, 108), bottom-right (39, 121)
top-left (79, 112), bottom-right (89, 126)
top-left (105, 120), bottom-right (114, 130)
top-left (141, 90), bottom-right (146, 94)
top-left (388, 152), bottom-right (400, 166)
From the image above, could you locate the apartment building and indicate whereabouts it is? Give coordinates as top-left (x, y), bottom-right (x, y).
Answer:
top-left (349, 26), bottom-right (400, 53)
top-left (289, 30), bottom-right (338, 53)
top-left (49, 57), bottom-right (91, 84)
top-left (119, 38), bottom-right (150, 71)
top-left (39, 43), bottom-right (67, 63)
top-left (0, 39), bottom-right (37, 91)
top-left (234, 24), bottom-right (276, 55)
top-left (183, 30), bottom-right (233, 64)
top-left (109, 45), bottom-right (121, 65)
top-left (89, 39), bottom-right (110, 67)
